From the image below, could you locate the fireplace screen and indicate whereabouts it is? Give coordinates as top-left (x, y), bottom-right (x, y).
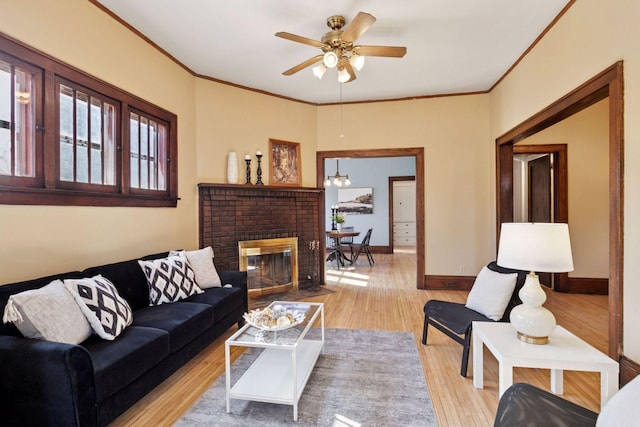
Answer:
top-left (238, 237), bottom-right (298, 297)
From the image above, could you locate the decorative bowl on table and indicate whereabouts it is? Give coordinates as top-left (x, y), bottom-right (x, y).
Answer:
top-left (243, 304), bottom-right (306, 331)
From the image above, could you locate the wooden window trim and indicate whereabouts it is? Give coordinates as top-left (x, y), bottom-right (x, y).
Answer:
top-left (0, 32), bottom-right (178, 207)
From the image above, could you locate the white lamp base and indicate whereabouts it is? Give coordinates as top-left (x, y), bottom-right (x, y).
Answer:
top-left (510, 272), bottom-right (556, 345)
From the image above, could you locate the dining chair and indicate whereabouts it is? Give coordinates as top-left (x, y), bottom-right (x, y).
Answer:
top-left (351, 228), bottom-right (374, 266)
top-left (338, 226), bottom-right (355, 261)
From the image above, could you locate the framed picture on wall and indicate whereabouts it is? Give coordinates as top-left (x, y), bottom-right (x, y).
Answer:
top-left (338, 187), bottom-right (373, 214)
top-left (269, 139), bottom-right (301, 186)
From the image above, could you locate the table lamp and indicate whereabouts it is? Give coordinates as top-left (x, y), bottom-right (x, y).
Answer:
top-left (497, 222), bottom-right (574, 344)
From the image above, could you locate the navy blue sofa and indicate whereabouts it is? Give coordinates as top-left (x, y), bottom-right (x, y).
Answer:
top-left (0, 251), bottom-right (248, 426)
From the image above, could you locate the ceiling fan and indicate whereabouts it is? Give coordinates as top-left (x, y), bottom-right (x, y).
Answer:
top-left (275, 12), bottom-right (407, 83)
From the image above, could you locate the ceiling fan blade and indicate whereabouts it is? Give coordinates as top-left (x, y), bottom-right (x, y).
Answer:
top-left (339, 57), bottom-right (357, 82)
top-left (275, 32), bottom-right (325, 48)
top-left (354, 45), bottom-right (407, 58)
top-left (282, 55), bottom-right (324, 76)
top-left (340, 12), bottom-right (376, 43)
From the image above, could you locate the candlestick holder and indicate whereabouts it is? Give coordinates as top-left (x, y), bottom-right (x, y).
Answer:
top-left (244, 158), bottom-right (252, 185)
top-left (255, 153), bottom-right (264, 185)
top-left (331, 207), bottom-right (338, 230)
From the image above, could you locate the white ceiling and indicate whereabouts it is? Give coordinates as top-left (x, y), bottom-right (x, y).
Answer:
top-left (95, 0), bottom-right (570, 104)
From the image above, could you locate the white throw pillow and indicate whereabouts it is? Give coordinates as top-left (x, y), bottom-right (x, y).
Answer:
top-left (138, 253), bottom-right (203, 305)
top-left (64, 275), bottom-right (133, 340)
top-left (465, 266), bottom-right (518, 321)
top-left (596, 375), bottom-right (640, 426)
top-left (170, 247), bottom-right (221, 288)
top-left (2, 280), bottom-right (92, 344)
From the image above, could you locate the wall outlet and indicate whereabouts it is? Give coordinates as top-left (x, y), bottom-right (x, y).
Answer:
top-left (458, 265), bottom-right (465, 274)
top-left (446, 282), bottom-right (456, 287)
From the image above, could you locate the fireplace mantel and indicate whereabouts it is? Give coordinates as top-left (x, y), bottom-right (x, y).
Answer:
top-left (198, 183), bottom-right (325, 289)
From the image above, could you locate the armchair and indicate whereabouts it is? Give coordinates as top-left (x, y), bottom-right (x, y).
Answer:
top-left (422, 261), bottom-right (527, 377)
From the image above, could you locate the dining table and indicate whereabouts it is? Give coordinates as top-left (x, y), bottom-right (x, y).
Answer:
top-left (325, 229), bottom-right (360, 269)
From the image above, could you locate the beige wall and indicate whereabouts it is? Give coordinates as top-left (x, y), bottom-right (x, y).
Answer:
top-left (519, 99), bottom-right (609, 279)
top-left (317, 95), bottom-right (494, 276)
top-left (490, 0), bottom-right (640, 359)
top-left (0, 0), bottom-right (199, 282)
top-left (194, 80), bottom-right (317, 186)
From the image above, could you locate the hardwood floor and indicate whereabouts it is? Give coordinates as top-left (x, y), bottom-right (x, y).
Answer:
top-left (111, 250), bottom-right (608, 426)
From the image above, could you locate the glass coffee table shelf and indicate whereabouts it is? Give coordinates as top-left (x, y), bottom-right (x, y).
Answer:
top-left (225, 301), bottom-right (324, 421)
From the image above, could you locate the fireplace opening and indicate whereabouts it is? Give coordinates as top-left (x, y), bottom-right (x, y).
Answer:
top-left (238, 237), bottom-right (298, 297)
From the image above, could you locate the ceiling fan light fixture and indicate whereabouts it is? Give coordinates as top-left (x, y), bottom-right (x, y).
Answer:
top-left (312, 63), bottom-right (327, 79)
top-left (338, 67), bottom-right (351, 83)
top-left (323, 51), bottom-right (339, 68)
top-left (349, 54), bottom-right (365, 71)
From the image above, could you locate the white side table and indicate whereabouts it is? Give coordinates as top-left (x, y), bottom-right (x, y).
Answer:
top-left (472, 322), bottom-right (619, 410)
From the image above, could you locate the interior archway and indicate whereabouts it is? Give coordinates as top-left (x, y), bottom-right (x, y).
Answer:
top-left (496, 61), bottom-right (623, 361)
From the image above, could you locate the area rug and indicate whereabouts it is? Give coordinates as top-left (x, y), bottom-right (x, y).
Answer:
top-left (249, 286), bottom-right (335, 310)
top-left (174, 328), bottom-right (436, 426)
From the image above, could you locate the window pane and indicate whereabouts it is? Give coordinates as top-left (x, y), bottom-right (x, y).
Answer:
top-left (140, 116), bottom-right (148, 189)
top-left (157, 123), bottom-right (167, 191)
top-left (0, 62), bottom-right (10, 176)
top-left (59, 85), bottom-right (74, 181)
top-left (14, 68), bottom-right (35, 177)
top-left (0, 60), bottom-right (36, 178)
top-left (75, 91), bottom-right (89, 183)
top-left (90, 98), bottom-right (102, 184)
top-left (130, 113), bottom-right (139, 188)
top-left (103, 103), bottom-right (116, 185)
top-left (149, 120), bottom-right (157, 189)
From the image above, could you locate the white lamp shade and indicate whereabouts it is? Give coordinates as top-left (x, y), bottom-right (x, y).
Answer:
top-left (349, 54), bottom-right (365, 71)
top-left (497, 223), bottom-right (574, 273)
top-left (323, 51), bottom-right (338, 68)
top-left (312, 63), bottom-right (327, 79)
top-left (338, 67), bottom-right (350, 83)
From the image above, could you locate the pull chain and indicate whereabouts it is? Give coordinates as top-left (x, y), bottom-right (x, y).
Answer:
top-left (339, 83), bottom-right (344, 138)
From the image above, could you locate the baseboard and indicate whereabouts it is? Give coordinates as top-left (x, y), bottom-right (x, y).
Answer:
top-left (621, 355), bottom-right (640, 386)
top-left (424, 275), bottom-right (475, 291)
top-left (567, 277), bottom-right (608, 294)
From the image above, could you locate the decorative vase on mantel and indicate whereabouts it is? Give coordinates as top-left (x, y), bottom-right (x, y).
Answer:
top-left (227, 152), bottom-right (238, 184)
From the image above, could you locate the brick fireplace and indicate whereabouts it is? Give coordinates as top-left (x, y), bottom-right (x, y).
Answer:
top-left (198, 184), bottom-right (324, 290)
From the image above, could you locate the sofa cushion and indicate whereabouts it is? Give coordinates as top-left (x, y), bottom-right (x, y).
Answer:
top-left (64, 275), bottom-right (133, 340)
top-left (2, 280), bottom-right (92, 345)
top-left (82, 252), bottom-right (169, 312)
top-left (132, 302), bottom-right (213, 352)
top-left (185, 287), bottom-right (244, 323)
top-left (81, 325), bottom-right (169, 402)
top-left (138, 254), bottom-right (203, 306)
top-left (170, 247), bottom-right (222, 288)
top-left (0, 271), bottom-right (85, 336)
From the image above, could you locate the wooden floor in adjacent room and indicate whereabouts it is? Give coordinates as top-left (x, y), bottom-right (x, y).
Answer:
top-left (111, 249), bottom-right (608, 426)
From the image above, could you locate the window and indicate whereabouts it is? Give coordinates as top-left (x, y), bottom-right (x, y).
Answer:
top-left (0, 35), bottom-right (178, 207)
top-left (129, 111), bottom-right (167, 192)
top-left (58, 82), bottom-right (117, 188)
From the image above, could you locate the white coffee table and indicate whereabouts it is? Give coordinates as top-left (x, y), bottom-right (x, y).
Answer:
top-left (472, 322), bottom-right (619, 410)
top-left (225, 301), bottom-right (324, 421)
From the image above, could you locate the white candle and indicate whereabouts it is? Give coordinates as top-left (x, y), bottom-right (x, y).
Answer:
top-left (256, 150), bottom-right (262, 156)
top-left (244, 154), bottom-right (250, 160)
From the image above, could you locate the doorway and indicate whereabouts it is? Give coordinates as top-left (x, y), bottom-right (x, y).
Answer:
top-left (513, 144), bottom-right (569, 291)
top-left (316, 148), bottom-right (425, 289)
top-left (496, 62), bottom-right (623, 360)
top-left (390, 176), bottom-right (416, 253)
